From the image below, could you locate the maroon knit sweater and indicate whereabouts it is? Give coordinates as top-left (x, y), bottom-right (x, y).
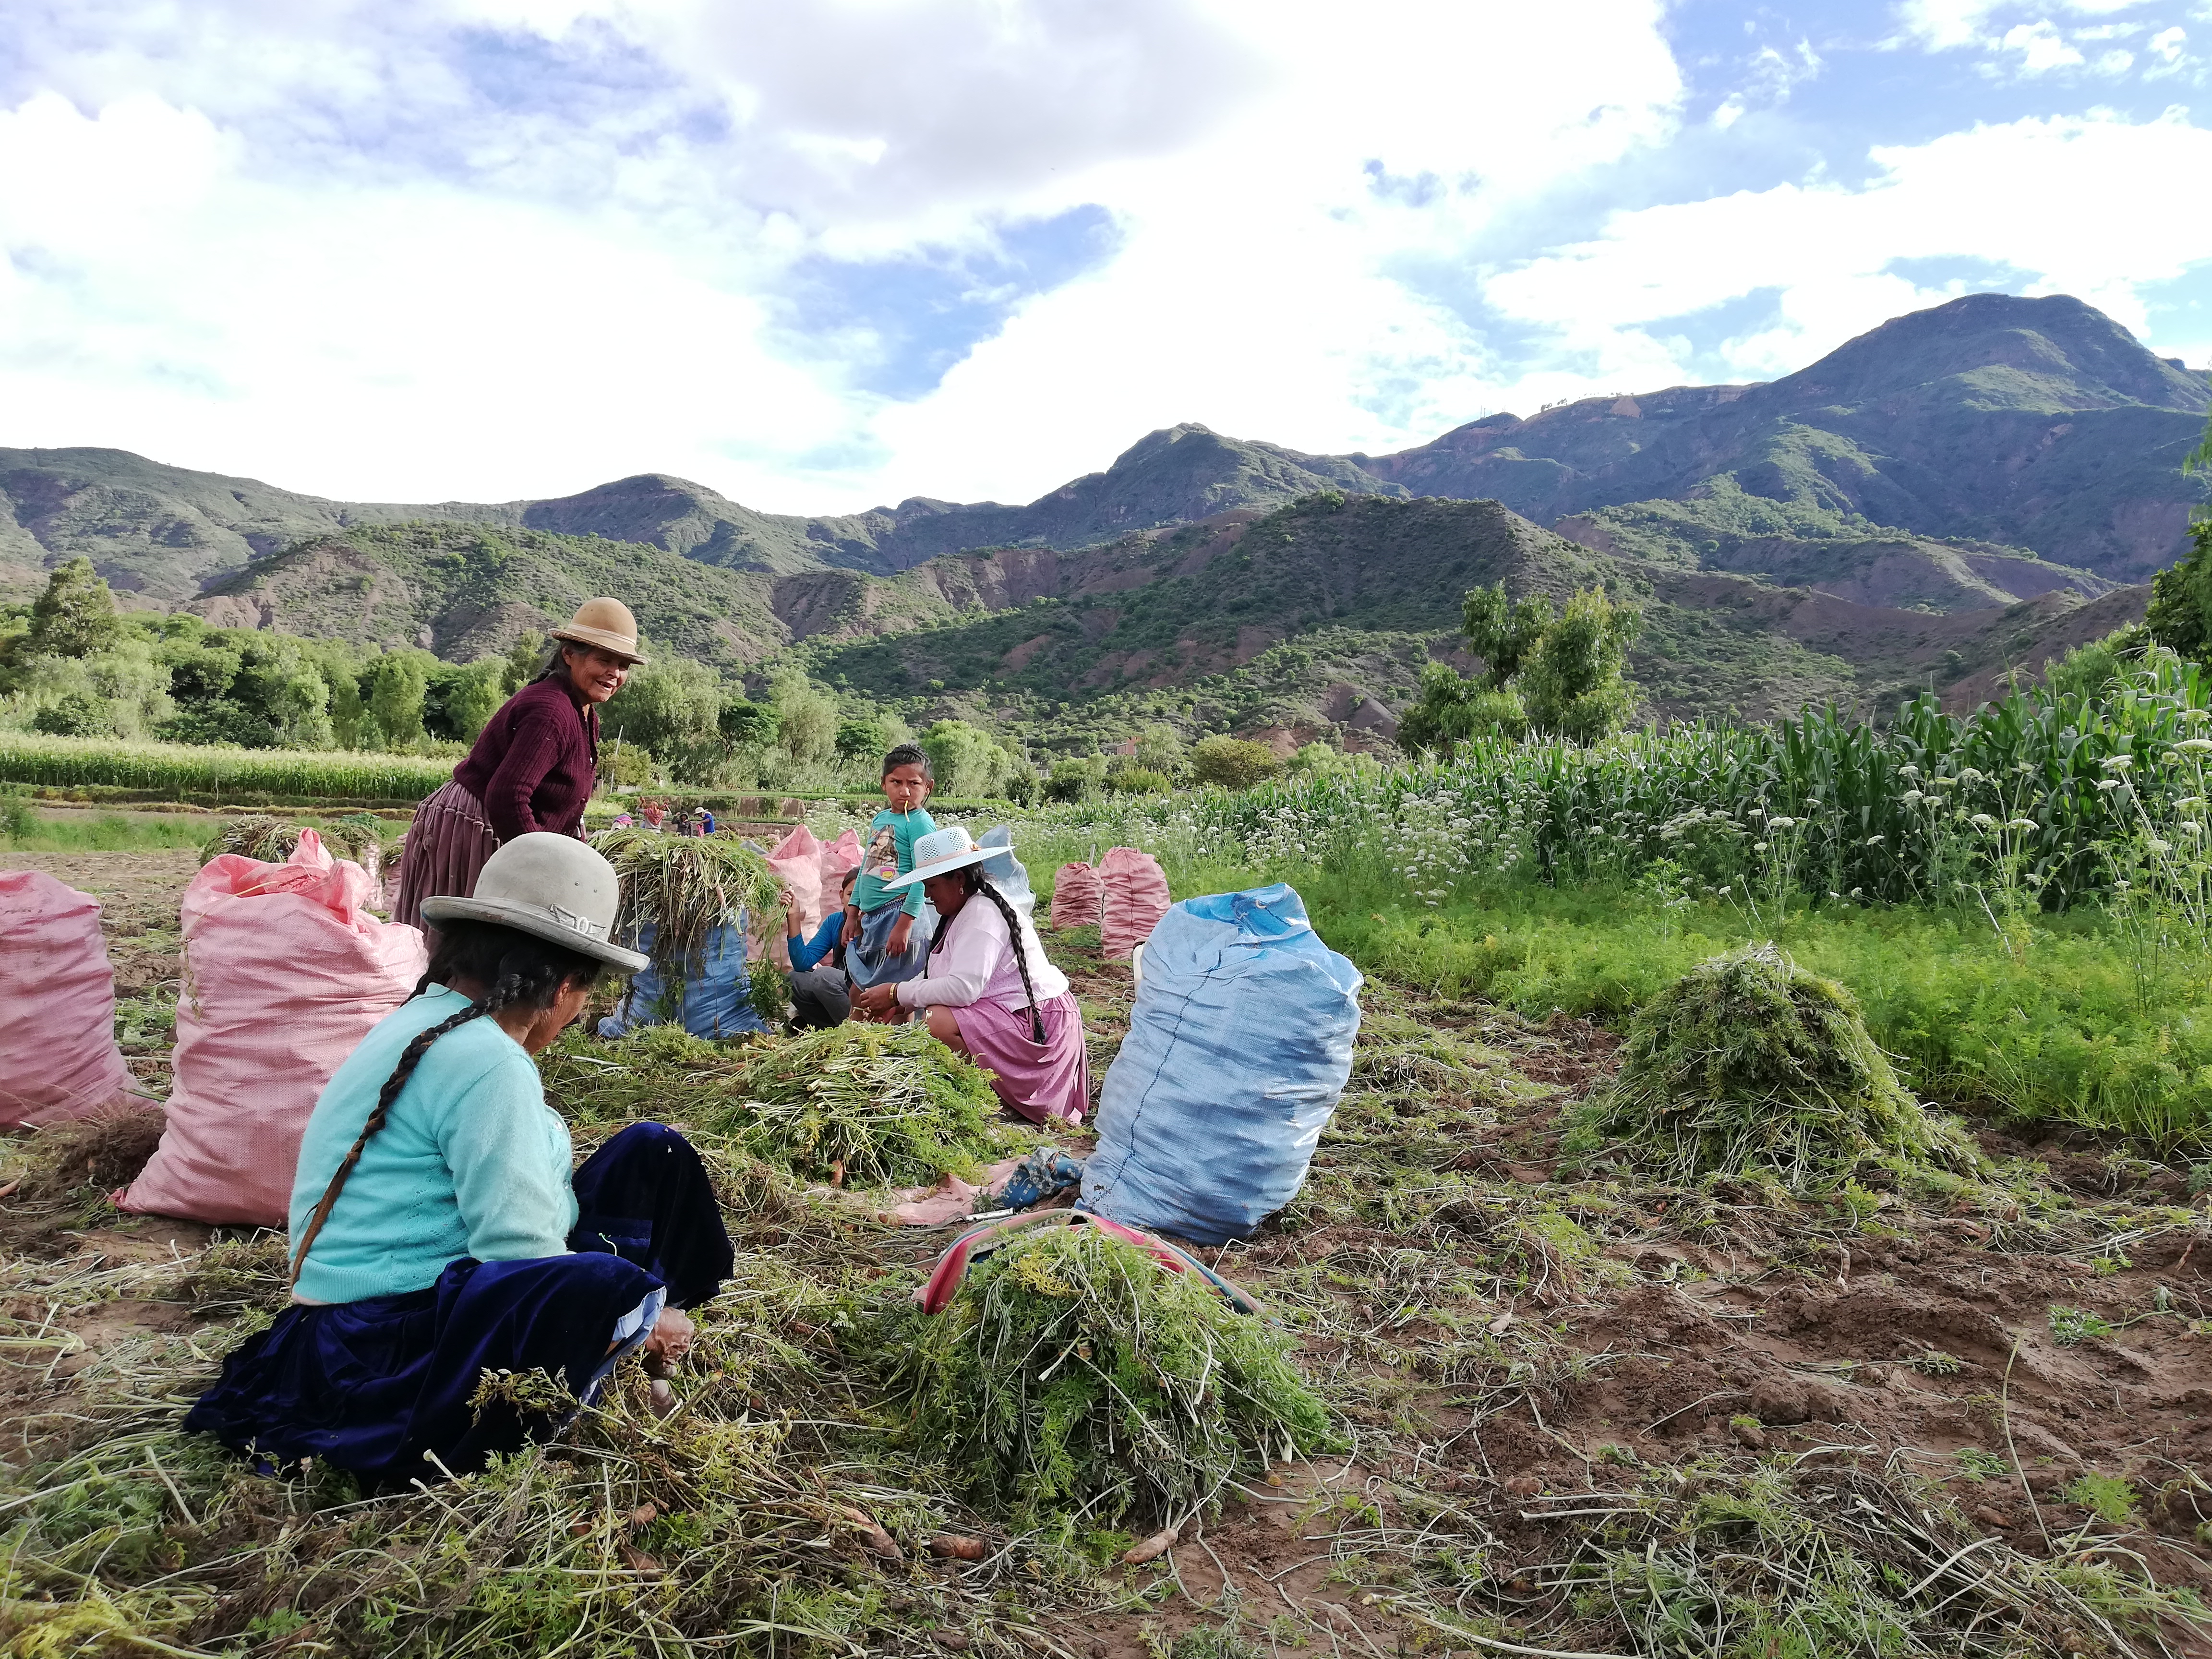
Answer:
top-left (453, 676), bottom-right (599, 842)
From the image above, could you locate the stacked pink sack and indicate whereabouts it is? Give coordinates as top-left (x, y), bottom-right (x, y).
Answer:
top-left (1099, 847), bottom-right (1172, 961)
top-left (0, 871), bottom-right (139, 1130)
top-left (1049, 861), bottom-right (1102, 931)
top-left (120, 832), bottom-right (426, 1227)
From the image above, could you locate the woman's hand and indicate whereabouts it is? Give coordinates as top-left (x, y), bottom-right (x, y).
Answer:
top-left (642, 1307), bottom-right (695, 1367)
top-left (852, 983), bottom-right (900, 1022)
top-left (886, 913), bottom-right (914, 958)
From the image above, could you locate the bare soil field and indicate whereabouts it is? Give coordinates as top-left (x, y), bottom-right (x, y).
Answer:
top-left (5, 846), bottom-right (2212, 1656)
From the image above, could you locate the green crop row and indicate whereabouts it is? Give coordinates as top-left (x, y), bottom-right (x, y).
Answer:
top-left (0, 733), bottom-right (451, 805)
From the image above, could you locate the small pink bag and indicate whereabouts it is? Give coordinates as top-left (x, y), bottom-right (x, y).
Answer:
top-left (0, 871), bottom-right (135, 1129)
top-left (120, 832), bottom-right (427, 1227)
top-left (1099, 847), bottom-right (1172, 961)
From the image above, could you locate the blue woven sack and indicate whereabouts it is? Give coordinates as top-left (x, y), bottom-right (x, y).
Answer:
top-left (1080, 884), bottom-right (1361, 1244)
top-left (597, 917), bottom-right (768, 1040)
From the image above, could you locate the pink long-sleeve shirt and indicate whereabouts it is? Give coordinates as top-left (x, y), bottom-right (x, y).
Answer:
top-left (897, 895), bottom-right (1070, 1011)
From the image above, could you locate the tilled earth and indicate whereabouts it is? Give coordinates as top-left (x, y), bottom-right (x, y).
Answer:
top-left (3, 848), bottom-right (2212, 1657)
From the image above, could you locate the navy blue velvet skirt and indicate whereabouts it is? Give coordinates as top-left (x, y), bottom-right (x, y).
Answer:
top-left (185, 1122), bottom-right (733, 1489)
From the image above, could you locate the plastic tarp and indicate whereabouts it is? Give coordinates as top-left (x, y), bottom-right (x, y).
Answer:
top-left (1099, 846), bottom-right (1172, 961)
top-left (598, 917), bottom-right (768, 1040)
top-left (1079, 884), bottom-right (1361, 1245)
top-left (0, 871), bottom-right (134, 1129)
top-left (122, 831), bottom-right (427, 1227)
top-left (976, 825), bottom-right (1036, 923)
top-left (1050, 862), bottom-right (1102, 931)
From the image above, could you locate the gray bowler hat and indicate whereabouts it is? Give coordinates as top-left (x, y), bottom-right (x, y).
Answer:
top-left (421, 832), bottom-right (649, 973)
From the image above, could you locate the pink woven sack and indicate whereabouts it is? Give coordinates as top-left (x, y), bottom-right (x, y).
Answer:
top-left (121, 832), bottom-right (427, 1226)
top-left (1050, 862), bottom-right (1102, 931)
top-left (0, 871), bottom-right (134, 1129)
top-left (1099, 847), bottom-right (1172, 961)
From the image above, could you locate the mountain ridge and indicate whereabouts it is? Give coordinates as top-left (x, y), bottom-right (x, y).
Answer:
top-left (8, 292), bottom-right (2202, 610)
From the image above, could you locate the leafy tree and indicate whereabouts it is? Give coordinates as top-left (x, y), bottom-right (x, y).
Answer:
top-left (2147, 522), bottom-right (2212, 663)
top-left (770, 672), bottom-right (840, 763)
top-left (718, 697), bottom-right (772, 747)
top-left (502, 629), bottom-right (548, 697)
top-left (32, 691), bottom-right (111, 737)
top-left (1519, 585), bottom-right (1642, 742)
top-left (1396, 662), bottom-right (1527, 753)
top-left (1044, 755), bottom-right (1107, 803)
top-left (1131, 723), bottom-right (1188, 777)
top-left (835, 716), bottom-right (888, 761)
top-left (921, 719), bottom-right (1015, 798)
top-left (1190, 735), bottom-right (1283, 790)
top-left (26, 558), bottom-right (121, 659)
top-left (367, 651), bottom-right (430, 749)
top-left (429, 660), bottom-right (505, 744)
top-left (1461, 582), bottom-right (1553, 687)
top-left (604, 657), bottom-right (726, 782)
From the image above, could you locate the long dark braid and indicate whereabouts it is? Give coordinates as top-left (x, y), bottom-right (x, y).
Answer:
top-left (930, 870), bottom-right (1046, 1044)
top-left (286, 922), bottom-right (602, 1290)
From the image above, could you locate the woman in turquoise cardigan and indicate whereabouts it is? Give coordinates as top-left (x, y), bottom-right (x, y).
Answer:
top-left (186, 835), bottom-right (733, 1487)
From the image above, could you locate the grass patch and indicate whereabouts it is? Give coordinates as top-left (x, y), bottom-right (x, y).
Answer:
top-left (885, 1222), bottom-right (1335, 1533)
top-left (1568, 943), bottom-right (1967, 1190)
top-left (0, 799), bottom-right (208, 853)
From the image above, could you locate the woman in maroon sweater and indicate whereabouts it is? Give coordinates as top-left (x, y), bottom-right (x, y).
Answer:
top-left (392, 599), bottom-right (645, 933)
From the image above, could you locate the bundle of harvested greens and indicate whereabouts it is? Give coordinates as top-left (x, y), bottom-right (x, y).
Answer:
top-left (1568, 942), bottom-right (1967, 1190)
top-left (896, 1221), bottom-right (1334, 1532)
top-left (200, 813), bottom-right (389, 877)
top-left (594, 827), bottom-right (781, 956)
top-left (541, 1022), bottom-right (1011, 1188)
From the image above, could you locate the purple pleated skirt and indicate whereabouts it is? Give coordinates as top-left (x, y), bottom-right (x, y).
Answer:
top-left (955, 989), bottom-right (1089, 1127)
top-left (391, 780), bottom-right (500, 933)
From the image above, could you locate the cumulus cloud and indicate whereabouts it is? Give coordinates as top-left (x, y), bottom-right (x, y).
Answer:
top-left (1480, 108), bottom-right (2212, 386)
top-left (1, 0), bottom-right (2211, 519)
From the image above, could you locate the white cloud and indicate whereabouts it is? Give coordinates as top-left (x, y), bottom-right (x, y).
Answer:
top-left (2002, 20), bottom-right (2090, 70)
top-left (1480, 109), bottom-right (2212, 389)
top-left (0, 0), bottom-right (1690, 512)
top-left (2152, 23), bottom-right (2188, 58)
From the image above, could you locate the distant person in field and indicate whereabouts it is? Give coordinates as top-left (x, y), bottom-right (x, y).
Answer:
top-left (392, 599), bottom-right (645, 934)
top-left (851, 827), bottom-right (1088, 1126)
top-left (782, 863), bottom-right (859, 1029)
top-left (185, 834), bottom-right (733, 1488)
top-left (842, 745), bottom-right (938, 993)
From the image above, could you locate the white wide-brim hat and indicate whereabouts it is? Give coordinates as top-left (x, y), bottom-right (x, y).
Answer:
top-left (881, 825), bottom-right (997, 891)
top-left (421, 831), bottom-right (650, 973)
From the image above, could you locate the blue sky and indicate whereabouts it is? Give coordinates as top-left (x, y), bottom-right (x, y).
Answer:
top-left (0, 0), bottom-right (2209, 512)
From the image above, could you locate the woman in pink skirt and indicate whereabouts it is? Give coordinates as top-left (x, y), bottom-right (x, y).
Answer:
top-left (851, 828), bottom-right (1089, 1126)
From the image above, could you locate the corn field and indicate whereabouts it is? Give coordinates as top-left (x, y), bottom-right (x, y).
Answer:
top-left (0, 733), bottom-right (452, 804)
top-left (1041, 653), bottom-right (2212, 928)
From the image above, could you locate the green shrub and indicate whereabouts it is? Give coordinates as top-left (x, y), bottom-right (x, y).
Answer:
top-left (1108, 766), bottom-right (1172, 795)
top-left (1190, 735), bottom-right (1282, 790)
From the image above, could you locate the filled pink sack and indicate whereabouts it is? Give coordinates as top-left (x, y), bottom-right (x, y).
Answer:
top-left (761, 826), bottom-right (862, 965)
top-left (1051, 862), bottom-right (1102, 931)
top-left (121, 832), bottom-right (427, 1226)
top-left (0, 872), bottom-right (135, 1129)
top-left (1099, 847), bottom-right (1172, 961)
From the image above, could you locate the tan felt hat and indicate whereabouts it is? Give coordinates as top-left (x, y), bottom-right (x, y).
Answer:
top-left (421, 831), bottom-right (649, 973)
top-left (549, 597), bottom-right (648, 664)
